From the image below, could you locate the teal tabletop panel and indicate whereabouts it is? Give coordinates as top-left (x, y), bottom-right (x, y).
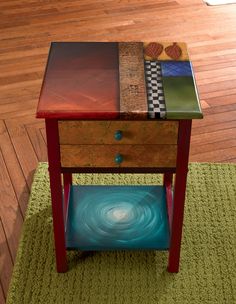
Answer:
top-left (66, 185), bottom-right (170, 251)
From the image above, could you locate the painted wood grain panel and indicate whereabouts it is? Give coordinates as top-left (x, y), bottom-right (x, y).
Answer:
top-left (58, 120), bottom-right (179, 145)
top-left (60, 144), bottom-right (177, 168)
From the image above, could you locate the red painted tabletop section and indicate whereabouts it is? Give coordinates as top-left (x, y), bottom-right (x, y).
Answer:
top-left (36, 42), bottom-right (120, 119)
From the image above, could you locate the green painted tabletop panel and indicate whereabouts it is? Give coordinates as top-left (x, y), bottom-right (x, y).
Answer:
top-left (162, 76), bottom-right (203, 119)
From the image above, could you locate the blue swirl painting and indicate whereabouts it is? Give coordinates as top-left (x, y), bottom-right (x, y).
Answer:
top-left (66, 185), bottom-right (170, 250)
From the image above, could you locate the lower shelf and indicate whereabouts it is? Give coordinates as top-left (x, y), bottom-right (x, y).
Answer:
top-left (66, 185), bottom-right (170, 250)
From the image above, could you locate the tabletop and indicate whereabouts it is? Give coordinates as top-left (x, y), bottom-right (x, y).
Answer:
top-left (36, 42), bottom-right (203, 120)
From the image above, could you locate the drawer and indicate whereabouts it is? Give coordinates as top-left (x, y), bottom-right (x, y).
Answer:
top-left (60, 145), bottom-right (177, 168)
top-left (58, 120), bottom-right (178, 145)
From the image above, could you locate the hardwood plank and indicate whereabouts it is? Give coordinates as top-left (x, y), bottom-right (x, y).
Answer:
top-left (0, 121), bottom-right (29, 216)
top-left (191, 139), bottom-right (236, 156)
top-left (0, 79), bottom-right (42, 93)
top-left (198, 79), bottom-right (236, 94)
top-left (0, 149), bottom-right (23, 261)
top-left (200, 87), bottom-right (236, 100)
top-left (0, 71), bottom-right (43, 86)
top-left (221, 157), bottom-right (236, 163)
top-left (204, 95), bottom-right (236, 107)
top-left (199, 100), bottom-right (210, 109)
top-left (0, 219), bottom-right (13, 300)
top-left (0, 53), bottom-right (46, 68)
top-left (0, 92), bottom-right (39, 106)
top-left (25, 122), bottom-right (47, 162)
top-left (192, 110), bottom-right (236, 128)
top-left (40, 127), bottom-right (47, 145)
top-left (191, 128), bottom-right (236, 146)
top-left (0, 47), bottom-right (49, 61)
top-left (0, 100), bottom-right (37, 119)
top-left (5, 117), bottom-right (39, 187)
top-left (192, 120), bottom-right (236, 136)
top-left (190, 146), bottom-right (236, 163)
top-left (0, 283), bottom-right (5, 304)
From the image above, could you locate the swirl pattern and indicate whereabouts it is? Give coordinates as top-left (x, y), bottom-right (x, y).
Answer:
top-left (66, 185), bottom-right (169, 250)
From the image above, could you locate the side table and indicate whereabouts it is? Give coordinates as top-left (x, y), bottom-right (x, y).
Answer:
top-left (36, 42), bottom-right (203, 273)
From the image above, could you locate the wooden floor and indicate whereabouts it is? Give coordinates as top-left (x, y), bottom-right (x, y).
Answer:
top-left (0, 0), bottom-right (236, 302)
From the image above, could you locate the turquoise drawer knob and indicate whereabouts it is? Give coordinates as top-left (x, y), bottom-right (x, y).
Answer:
top-left (114, 130), bottom-right (123, 141)
top-left (115, 153), bottom-right (123, 164)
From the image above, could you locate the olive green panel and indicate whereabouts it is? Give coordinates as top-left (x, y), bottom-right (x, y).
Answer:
top-left (162, 76), bottom-right (203, 119)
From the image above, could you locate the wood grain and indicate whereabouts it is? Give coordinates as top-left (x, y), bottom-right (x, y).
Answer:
top-left (0, 283), bottom-right (5, 304)
top-left (0, 219), bottom-right (13, 301)
top-left (5, 116), bottom-right (39, 188)
top-left (0, 121), bottom-right (29, 216)
top-left (0, 150), bottom-right (23, 261)
top-left (0, 0), bottom-right (236, 300)
top-left (58, 120), bottom-right (179, 145)
top-left (60, 144), bottom-right (177, 168)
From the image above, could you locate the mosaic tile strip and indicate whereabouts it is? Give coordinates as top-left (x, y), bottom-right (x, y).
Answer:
top-left (118, 42), bottom-right (147, 119)
top-left (160, 61), bottom-right (192, 77)
top-left (144, 61), bottom-right (166, 119)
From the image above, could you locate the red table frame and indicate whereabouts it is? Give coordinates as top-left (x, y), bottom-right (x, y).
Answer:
top-left (45, 119), bottom-right (192, 273)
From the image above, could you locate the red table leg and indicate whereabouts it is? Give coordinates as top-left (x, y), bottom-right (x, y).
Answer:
top-left (163, 173), bottom-right (173, 229)
top-left (46, 119), bottom-right (68, 272)
top-left (168, 120), bottom-right (192, 273)
top-left (63, 173), bottom-right (72, 222)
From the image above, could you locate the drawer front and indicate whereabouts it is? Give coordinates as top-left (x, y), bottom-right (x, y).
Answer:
top-left (58, 120), bottom-right (178, 145)
top-left (60, 145), bottom-right (177, 168)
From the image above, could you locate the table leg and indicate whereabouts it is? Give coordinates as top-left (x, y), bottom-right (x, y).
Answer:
top-left (168, 120), bottom-right (192, 273)
top-left (46, 119), bottom-right (68, 272)
top-left (63, 173), bottom-right (72, 222)
top-left (163, 173), bottom-right (173, 187)
top-left (163, 173), bottom-right (173, 229)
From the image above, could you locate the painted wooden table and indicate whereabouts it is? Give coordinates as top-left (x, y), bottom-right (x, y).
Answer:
top-left (36, 42), bottom-right (203, 273)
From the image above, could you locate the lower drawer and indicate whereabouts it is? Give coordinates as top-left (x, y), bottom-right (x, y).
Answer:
top-left (60, 145), bottom-right (177, 168)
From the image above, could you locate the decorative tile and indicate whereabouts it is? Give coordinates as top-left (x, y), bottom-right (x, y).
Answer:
top-left (164, 43), bottom-right (182, 60)
top-left (144, 42), bottom-right (163, 60)
top-left (162, 76), bottom-right (203, 119)
top-left (144, 42), bottom-right (189, 61)
top-left (160, 61), bottom-right (192, 77)
top-left (144, 61), bottom-right (166, 119)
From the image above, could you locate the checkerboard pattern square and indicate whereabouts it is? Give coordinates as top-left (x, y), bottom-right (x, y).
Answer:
top-left (144, 61), bottom-right (166, 119)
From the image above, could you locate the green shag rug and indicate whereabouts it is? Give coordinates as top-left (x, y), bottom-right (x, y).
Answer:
top-left (7, 163), bottom-right (236, 304)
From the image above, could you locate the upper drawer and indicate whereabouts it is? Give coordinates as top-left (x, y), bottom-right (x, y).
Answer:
top-left (58, 120), bottom-right (179, 145)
